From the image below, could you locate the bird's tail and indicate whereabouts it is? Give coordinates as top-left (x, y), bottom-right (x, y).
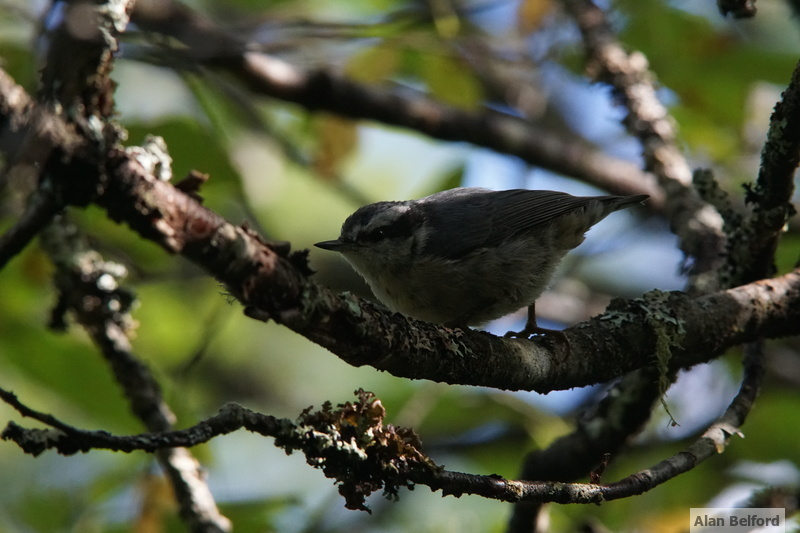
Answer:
top-left (604, 194), bottom-right (649, 213)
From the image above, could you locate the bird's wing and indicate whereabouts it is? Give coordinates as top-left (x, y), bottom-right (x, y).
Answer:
top-left (420, 189), bottom-right (606, 259)
top-left (485, 189), bottom-right (605, 243)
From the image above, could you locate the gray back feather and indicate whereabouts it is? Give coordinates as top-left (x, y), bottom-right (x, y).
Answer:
top-left (418, 189), bottom-right (637, 259)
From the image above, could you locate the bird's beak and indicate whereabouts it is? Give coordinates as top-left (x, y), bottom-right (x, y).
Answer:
top-left (314, 239), bottom-right (347, 251)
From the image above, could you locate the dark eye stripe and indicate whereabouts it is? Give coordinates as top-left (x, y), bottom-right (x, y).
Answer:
top-left (363, 225), bottom-right (402, 242)
top-left (357, 212), bottom-right (417, 243)
top-left (362, 227), bottom-right (387, 242)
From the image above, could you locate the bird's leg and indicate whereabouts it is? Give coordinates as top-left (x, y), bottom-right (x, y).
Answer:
top-left (521, 303), bottom-right (541, 336)
top-left (504, 303), bottom-right (546, 336)
top-left (504, 304), bottom-right (571, 355)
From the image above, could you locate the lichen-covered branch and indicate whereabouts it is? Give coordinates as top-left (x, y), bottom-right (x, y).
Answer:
top-left (1, 388), bottom-right (437, 512)
top-left (0, 1), bottom-right (795, 526)
top-left (603, 340), bottom-right (763, 500)
top-left (38, 0), bottom-right (133, 117)
top-left (737, 58), bottom-right (800, 284)
top-left (1, 0), bottom-right (135, 266)
top-left (14, 0), bottom-right (231, 530)
top-left (90, 150), bottom-right (800, 391)
top-left (0, 64), bottom-right (80, 270)
top-left (0, 385), bottom-right (768, 508)
top-left (563, 0), bottom-right (725, 282)
top-left (41, 219), bottom-right (231, 532)
top-left (0, 65), bottom-right (798, 393)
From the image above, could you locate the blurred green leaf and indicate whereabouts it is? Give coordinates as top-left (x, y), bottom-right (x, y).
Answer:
top-left (2, 1), bottom-right (799, 532)
top-left (346, 43), bottom-right (402, 83)
top-left (421, 52), bottom-right (484, 109)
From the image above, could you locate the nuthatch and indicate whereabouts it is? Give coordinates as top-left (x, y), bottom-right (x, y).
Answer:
top-left (316, 188), bottom-right (647, 334)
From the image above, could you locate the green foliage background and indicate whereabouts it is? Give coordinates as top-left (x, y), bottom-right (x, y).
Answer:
top-left (0, 1), bottom-right (798, 531)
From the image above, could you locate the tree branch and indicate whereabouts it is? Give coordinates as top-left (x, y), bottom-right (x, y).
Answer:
top-left (129, 0), bottom-right (662, 204)
top-left (92, 150), bottom-right (800, 391)
top-left (0, 380), bottom-right (769, 509)
top-left (507, 4), bottom-right (731, 527)
top-left (1, 0), bottom-right (134, 267)
top-left (737, 58), bottom-right (800, 283)
top-left (38, 0), bottom-right (132, 117)
top-left (0, 1), bottom-right (793, 527)
top-left (563, 0), bottom-right (725, 281)
top-left (18, 0), bottom-right (231, 529)
top-left (41, 219), bottom-right (231, 532)
top-left (0, 183), bottom-right (61, 269)
top-left (0, 65), bottom-right (80, 270)
top-left (507, 368), bottom-right (664, 532)
top-left (0, 69), bottom-right (797, 393)
top-left (603, 339), bottom-right (764, 500)
top-left (0, 388), bottom-right (436, 512)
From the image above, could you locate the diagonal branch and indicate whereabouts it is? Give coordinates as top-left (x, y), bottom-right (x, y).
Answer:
top-left (507, 368), bottom-right (664, 532)
top-left (129, 0), bottom-right (661, 203)
top-left (561, 9), bottom-right (788, 532)
top-left (563, 0), bottom-right (725, 280)
top-left (92, 147), bottom-right (800, 392)
top-left (0, 183), bottom-right (61, 269)
top-left (110, 164), bottom-right (800, 391)
top-left (0, 66), bottom-right (81, 271)
top-left (24, 0), bottom-right (230, 529)
top-left (41, 219), bottom-right (231, 532)
top-left (736, 58), bottom-right (800, 283)
top-left (1, 0), bottom-right (135, 269)
top-left (603, 340), bottom-right (764, 500)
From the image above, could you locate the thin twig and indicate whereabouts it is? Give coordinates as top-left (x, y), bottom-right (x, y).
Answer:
top-left (507, 368), bottom-right (664, 533)
top-left (603, 340), bottom-right (765, 500)
top-left (0, 376), bottom-right (767, 507)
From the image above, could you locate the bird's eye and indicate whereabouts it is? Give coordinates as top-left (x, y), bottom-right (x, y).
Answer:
top-left (365, 227), bottom-right (388, 241)
top-left (357, 213), bottom-right (416, 243)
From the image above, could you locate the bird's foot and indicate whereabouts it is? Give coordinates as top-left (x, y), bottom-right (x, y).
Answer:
top-left (503, 304), bottom-right (570, 357)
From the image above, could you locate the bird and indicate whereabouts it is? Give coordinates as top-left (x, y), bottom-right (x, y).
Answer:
top-left (315, 187), bottom-right (648, 334)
